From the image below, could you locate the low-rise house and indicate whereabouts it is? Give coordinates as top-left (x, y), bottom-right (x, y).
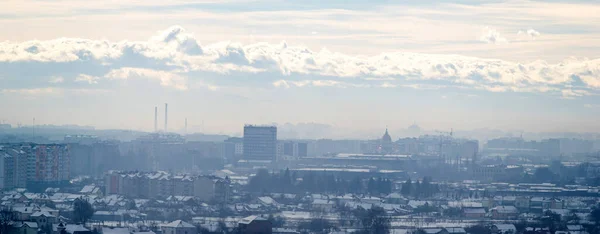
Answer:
top-left (79, 185), bottom-right (102, 196)
top-left (101, 227), bottom-right (131, 234)
top-left (258, 196), bottom-right (278, 206)
top-left (491, 206), bottom-right (518, 219)
top-left (12, 221), bottom-right (38, 234)
top-left (13, 206), bottom-right (35, 220)
top-left (385, 193), bottom-right (408, 204)
top-left (464, 208), bottom-right (486, 219)
top-left (542, 198), bottom-right (564, 210)
top-left (64, 224), bottom-right (92, 234)
top-left (445, 227), bottom-right (466, 234)
top-left (311, 199), bottom-right (334, 212)
top-left (31, 211), bottom-right (57, 227)
top-left (416, 227), bottom-right (449, 234)
top-left (566, 224), bottom-right (585, 232)
top-left (160, 220), bottom-right (195, 234)
top-left (238, 215), bottom-right (272, 234)
top-left (360, 196), bottom-right (382, 204)
top-left (515, 196), bottom-right (530, 212)
top-left (491, 224), bottom-right (516, 234)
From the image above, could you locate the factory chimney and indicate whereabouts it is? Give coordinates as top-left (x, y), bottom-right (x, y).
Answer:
top-left (154, 106), bottom-right (158, 132)
top-left (164, 103), bottom-right (168, 132)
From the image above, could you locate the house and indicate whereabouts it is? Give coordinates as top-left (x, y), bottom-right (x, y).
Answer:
top-left (80, 185), bottom-right (102, 195)
top-left (160, 220), bottom-right (196, 234)
top-left (445, 227), bottom-right (466, 234)
top-left (416, 228), bottom-right (449, 234)
top-left (385, 193), bottom-right (408, 204)
top-left (463, 208), bottom-right (486, 219)
top-left (30, 211), bottom-right (57, 227)
top-left (13, 206), bottom-right (35, 220)
top-left (272, 228), bottom-right (299, 234)
top-left (542, 198), bottom-right (564, 210)
top-left (491, 224), bottom-right (516, 234)
top-left (102, 227), bottom-right (131, 234)
top-left (311, 199), bottom-right (335, 212)
top-left (566, 225), bottom-right (584, 232)
top-left (515, 196), bottom-right (530, 212)
top-left (257, 196), bottom-right (279, 207)
top-left (12, 222), bottom-right (38, 234)
top-left (491, 206), bottom-right (519, 219)
top-left (64, 224), bottom-right (92, 234)
top-left (238, 215), bottom-right (272, 234)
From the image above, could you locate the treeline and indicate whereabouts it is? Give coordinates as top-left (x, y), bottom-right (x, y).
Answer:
top-left (247, 169), bottom-right (393, 195)
top-left (400, 177), bottom-right (440, 198)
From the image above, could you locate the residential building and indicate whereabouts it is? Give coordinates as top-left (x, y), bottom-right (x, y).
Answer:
top-left (28, 144), bottom-right (71, 191)
top-left (0, 152), bottom-right (14, 189)
top-left (463, 208), bottom-right (486, 219)
top-left (243, 125), bottom-right (277, 161)
top-left (160, 220), bottom-right (195, 234)
top-left (491, 224), bottom-right (517, 234)
top-left (0, 144), bottom-right (70, 191)
top-left (491, 206), bottom-right (519, 219)
top-left (104, 171), bottom-right (230, 201)
top-left (238, 215), bottom-right (272, 234)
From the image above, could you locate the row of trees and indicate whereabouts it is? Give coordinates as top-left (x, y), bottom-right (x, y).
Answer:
top-left (248, 169), bottom-right (393, 195)
top-left (297, 206), bottom-right (391, 234)
top-left (400, 176), bottom-right (440, 198)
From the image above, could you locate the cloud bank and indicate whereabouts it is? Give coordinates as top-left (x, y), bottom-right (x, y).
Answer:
top-left (1, 26), bottom-right (599, 99)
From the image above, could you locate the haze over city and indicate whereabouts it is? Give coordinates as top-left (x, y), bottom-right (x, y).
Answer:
top-left (2, 0), bottom-right (600, 135)
top-left (3, 2), bottom-right (600, 234)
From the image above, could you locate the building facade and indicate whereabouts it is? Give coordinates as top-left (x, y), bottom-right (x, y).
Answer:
top-left (0, 144), bottom-right (70, 190)
top-left (243, 125), bottom-right (277, 161)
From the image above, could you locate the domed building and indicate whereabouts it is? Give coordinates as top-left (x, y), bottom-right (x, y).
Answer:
top-left (381, 128), bottom-right (393, 154)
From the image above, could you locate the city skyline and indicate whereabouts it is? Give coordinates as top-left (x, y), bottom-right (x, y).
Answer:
top-left (1, 0), bottom-right (600, 134)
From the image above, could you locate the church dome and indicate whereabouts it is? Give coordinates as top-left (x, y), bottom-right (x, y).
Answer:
top-left (382, 128), bottom-right (392, 142)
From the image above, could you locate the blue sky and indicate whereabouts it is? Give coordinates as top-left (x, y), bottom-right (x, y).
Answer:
top-left (0, 0), bottom-right (599, 136)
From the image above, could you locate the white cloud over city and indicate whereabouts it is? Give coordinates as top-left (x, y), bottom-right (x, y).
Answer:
top-left (1, 26), bottom-right (598, 98)
top-left (0, 0), bottom-right (599, 133)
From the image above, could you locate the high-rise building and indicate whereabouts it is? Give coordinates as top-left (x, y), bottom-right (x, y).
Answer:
top-left (0, 152), bottom-right (14, 190)
top-left (28, 144), bottom-right (70, 190)
top-left (243, 125), bottom-right (277, 161)
top-left (0, 144), bottom-right (70, 191)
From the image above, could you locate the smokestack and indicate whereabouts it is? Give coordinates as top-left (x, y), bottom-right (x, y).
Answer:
top-left (185, 118), bottom-right (187, 135)
top-left (154, 107), bottom-right (158, 132)
top-left (164, 103), bottom-right (168, 132)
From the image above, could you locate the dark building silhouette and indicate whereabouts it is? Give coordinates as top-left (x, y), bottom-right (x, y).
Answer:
top-left (381, 128), bottom-right (392, 154)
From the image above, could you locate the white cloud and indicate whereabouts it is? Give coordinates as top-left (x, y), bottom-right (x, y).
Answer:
top-left (561, 89), bottom-right (591, 99)
top-left (272, 80), bottom-right (290, 88)
top-left (1, 26), bottom-right (600, 98)
top-left (518, 29), bottom-right (541, 39)
top-left (105, 68), bottom-right (189, 90)
top-left (584, 104), bottom-right (600, 108)
top-left (75, 74), bottom-right (100, 84)
top-left (0, 88), bottom-right (60, 95)
top-left (480, 27), bottom-right (508, 44)
top-left (49, 76), bottom-right (64, 83)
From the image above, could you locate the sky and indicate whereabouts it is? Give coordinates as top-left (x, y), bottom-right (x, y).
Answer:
top-left (1, 0), bottom-right (599, 136)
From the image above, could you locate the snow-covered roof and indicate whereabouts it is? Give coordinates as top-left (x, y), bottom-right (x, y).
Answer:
top-left (239, 215), bottom-right (267, 225)
top-left (66, 224), bottom-right (90, 233)
top-left (492, 206), bottom-right (518, 214)
top-left (162, 220), bottom-right (195, 228)
top-left (31, 211), bottom-right (55, 218)
top-left (258, 196), bottom-right (277, 205)
top-left (493, 224), bottom-right (516, 232)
